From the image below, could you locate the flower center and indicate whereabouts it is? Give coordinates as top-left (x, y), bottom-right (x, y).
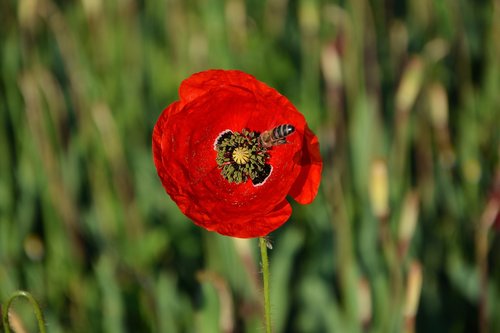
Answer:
top-left (232, 147), bottom-right (251, 165)
top-left (214, 129), bottom-right (272, 185)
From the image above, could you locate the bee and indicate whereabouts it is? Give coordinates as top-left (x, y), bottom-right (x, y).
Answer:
top-left (259, 124), bottom-right (295, 148)
top-left (264, 236), bottom-right (273, 250)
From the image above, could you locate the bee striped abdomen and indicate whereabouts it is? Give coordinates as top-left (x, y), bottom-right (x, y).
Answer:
top-left (272, 124), bottom-right (295, 141)
top-left (259, 124), bottom-right (295, 148)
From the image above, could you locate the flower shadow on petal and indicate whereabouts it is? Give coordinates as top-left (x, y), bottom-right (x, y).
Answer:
top-left (288, 126), bottom-right (323, 204)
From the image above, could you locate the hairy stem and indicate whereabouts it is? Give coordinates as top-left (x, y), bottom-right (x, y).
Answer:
top-left (259, 237), bottom-right (272, 333)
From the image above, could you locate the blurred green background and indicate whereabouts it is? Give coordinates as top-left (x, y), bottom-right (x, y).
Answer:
top-left (1, 0), bottom-right (499, 332)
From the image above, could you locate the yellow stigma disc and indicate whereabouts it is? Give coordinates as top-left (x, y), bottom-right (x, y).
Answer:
top-left (232, 147), bottom-right (251, 164)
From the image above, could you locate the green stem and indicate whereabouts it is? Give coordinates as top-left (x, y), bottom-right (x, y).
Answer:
top-left (259, 237), bottom-right (272, 333)
top-left (2, 290), bottom-right (47, 333)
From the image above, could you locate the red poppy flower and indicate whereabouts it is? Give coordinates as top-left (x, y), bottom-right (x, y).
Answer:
top-left (152, 70), bottom-right (322, 238)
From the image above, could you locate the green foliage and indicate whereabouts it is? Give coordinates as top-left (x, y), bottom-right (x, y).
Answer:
top-left (1, 0), bottom-right (499, 332)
